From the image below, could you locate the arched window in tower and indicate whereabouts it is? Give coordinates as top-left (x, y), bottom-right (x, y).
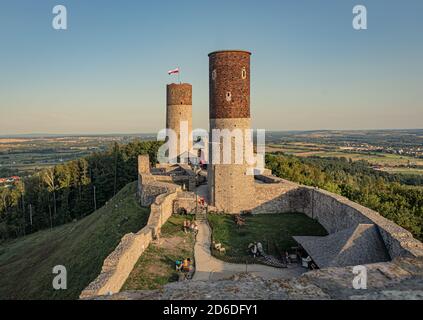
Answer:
top-left (226, 91), bottom-right (232, 102)
top-left (241, 67), bottom-right (247, 79)
top-left (212, 69), bottom-right (217, 81)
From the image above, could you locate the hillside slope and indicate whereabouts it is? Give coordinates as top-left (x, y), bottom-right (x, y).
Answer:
top-left (0, 182), bottom-right (149, 300)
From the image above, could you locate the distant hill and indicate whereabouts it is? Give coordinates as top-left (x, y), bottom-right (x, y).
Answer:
top-left (0, 133), bottom-right (156, 139)
top-left (0, 182), bottom-right (149, 300)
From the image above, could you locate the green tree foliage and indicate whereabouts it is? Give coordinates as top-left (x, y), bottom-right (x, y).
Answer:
top-left (266, 154), bottom-right (423, 241)
top-left (0, 140), bottom-right (161, 241)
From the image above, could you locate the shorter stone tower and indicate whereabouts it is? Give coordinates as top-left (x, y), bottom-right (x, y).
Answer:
top-left (166, 83), bottom-right (193, 161)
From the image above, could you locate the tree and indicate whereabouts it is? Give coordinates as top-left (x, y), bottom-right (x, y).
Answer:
top-left (43, 168), bottom-right (57, 226)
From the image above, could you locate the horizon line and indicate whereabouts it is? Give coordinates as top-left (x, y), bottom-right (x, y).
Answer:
top-left (1, 128), bottom-right (423, 138)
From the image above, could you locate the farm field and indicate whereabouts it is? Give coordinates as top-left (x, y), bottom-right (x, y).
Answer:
top-left (310, 151), bottom-right (423, 167)
top-left (376, 167), bottom-right (423, 176)
top-left (266, 141), bottom-right (423, 176)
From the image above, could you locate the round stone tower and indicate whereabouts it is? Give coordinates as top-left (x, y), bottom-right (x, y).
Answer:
top-left (208, 50), bottom-right (255, 213)
top-left (166, 83), bottom-right (193, 160)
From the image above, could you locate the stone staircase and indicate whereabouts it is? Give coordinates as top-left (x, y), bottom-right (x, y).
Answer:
top-left (195, 208), bottom-right (207, 222)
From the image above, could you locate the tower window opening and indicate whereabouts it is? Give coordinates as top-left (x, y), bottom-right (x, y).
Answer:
top-left (241, 67), bottom-right (247, 79)
top-left (226, 92), bottom-right (232, 102)
top-left (212, 69), bottom-right (217, 80)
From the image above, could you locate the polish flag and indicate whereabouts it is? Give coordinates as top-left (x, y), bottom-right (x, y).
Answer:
top-left (168, 67), bottom-right (180, 75)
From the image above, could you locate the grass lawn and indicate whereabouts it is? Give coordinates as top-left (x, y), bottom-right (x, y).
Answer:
top-left (208, 213), bottom-right (327, 264)
top-left (0, 182), bottom-right (150, 300)
top-left (122, 214), bottom-right (195, 291)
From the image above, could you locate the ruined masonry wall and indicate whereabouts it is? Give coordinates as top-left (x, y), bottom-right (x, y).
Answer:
top-left (79, 182), bottom-right (179, 299)
top-left (253, 178), bottom-right (423, 260)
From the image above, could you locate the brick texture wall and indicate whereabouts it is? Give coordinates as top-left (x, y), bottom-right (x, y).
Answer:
top-left (166, 83), bottom-right (192, 106)
top-left (209, 50), bottom-right (251, 119)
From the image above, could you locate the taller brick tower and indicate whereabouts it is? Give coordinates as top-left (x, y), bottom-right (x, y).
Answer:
top-left (166, 83), bottom-right (193, 161)
top-left (208, 50), bottom-right (255, 213)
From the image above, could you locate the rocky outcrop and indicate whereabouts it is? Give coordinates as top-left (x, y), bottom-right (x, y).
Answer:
top-left (91, 257), bottom-right (423, 300)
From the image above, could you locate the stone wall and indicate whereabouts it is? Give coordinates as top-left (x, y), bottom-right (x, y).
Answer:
top-left (139, 178), bottom-right (180, 207)
top-left (80, 186), bottom-right (178, 299)
top-left (138, 154), bottom-right (150, 174)
top-left (79, 227), bottom-right (153, 299)
top-left (81, 155), bottom-right (423, 299)
top-left (80, 158), bottom-right (199, 299)
top-left (302, 187), bottom-right (423, 259)
top-left (252, 178), bottom-right (423, 260)
top-left (174, 192), bottom-right (197, 214)
top-left (147, 191), bottom-right (178, 239)
top-left (138, 166), bottom-right (181, 206)
top-left (253, 182), bottom-right (305, 213)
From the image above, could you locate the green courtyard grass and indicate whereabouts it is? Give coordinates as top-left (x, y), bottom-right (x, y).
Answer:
top-left (122, 214), bottom-right (195, 291)
top-left (0, 182), bottom-right (150, 300)
top-left (208, 213), bottom-right (328, 264)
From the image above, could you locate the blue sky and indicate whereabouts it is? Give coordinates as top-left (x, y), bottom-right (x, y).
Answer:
top-left (0, 0), bottom-right (422, 134)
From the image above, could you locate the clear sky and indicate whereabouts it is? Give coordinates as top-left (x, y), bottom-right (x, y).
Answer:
top-left (0, 0), bottom-right (422, 134)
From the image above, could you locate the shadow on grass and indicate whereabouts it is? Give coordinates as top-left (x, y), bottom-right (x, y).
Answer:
top-left (208, 212), bottom-right (327, 264)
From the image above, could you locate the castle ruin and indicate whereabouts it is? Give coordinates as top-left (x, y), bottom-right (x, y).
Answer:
top-left (80, 49), bottom-right (423, 300)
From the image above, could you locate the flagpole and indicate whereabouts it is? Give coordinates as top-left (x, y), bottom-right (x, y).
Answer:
top-left (178, 66), bottom-right (181, 84)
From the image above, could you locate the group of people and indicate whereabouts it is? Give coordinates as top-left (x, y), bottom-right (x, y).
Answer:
top-left (198, 196), bottom-right (205, 207)
top-left (183, 219), bottom-right (199, 235)
top-left (175, 258), bottom-right (193, 273)
top-left (248, 242), bottom-right (264, 258)
top-left (285, 249), bottom-right (319, 270)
